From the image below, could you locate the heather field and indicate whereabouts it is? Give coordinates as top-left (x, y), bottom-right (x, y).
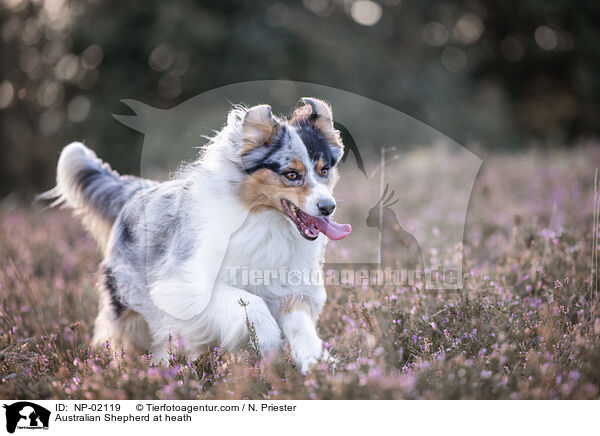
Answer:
top-left (1, 145), bottom-right (600, 400)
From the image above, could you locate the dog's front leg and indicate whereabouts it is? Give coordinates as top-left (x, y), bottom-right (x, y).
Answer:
top-left (280, 310), bottom-right (324, 374)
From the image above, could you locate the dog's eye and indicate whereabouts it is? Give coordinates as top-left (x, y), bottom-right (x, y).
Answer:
top-left (284, 171), bottom-right (300, 181)
top-left (320, 167), bottom-right (329, 177)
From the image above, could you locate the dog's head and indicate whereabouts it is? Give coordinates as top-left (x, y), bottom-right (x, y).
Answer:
top-left (238, 98), bottom-right (351, 241)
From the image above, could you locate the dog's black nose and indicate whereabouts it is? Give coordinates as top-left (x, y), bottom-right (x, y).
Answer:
top-left (318, 199), bottom-right (336, 216)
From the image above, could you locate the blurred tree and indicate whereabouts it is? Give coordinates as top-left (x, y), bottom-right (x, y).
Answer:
top-left (1, 0), bottom-right (599, 197)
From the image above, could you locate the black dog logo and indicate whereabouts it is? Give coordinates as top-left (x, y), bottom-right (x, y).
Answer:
top-left (3, 402), bottom-right (50, 433)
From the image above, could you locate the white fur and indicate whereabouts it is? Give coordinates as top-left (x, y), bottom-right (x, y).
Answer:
top-left (50, 103), bottom-right (341, 374)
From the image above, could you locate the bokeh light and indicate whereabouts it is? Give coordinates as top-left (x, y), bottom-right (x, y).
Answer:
top-left (535, 25), bottom-right (558, 51)
top-left (453, 13), bottom-right (484, 45)
top-left (422, 22), bottom-right (449, 47)
top-left (67, 95), bottom-right (91, 122)
top-left (350, 1), bottom-right (382, 26)
top-left (149, 43), bottom-right (176, 72)
top-left (441, 46), bottom-right (467, 72)
top-left (0, 80), bottom-right (14, 109)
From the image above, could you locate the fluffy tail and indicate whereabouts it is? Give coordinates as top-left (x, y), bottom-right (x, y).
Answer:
top-left (40, 142), bottom-right (149, 251)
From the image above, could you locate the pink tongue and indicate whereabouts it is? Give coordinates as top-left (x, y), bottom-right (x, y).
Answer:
top-left (315, 217), bottom-right (352, 240)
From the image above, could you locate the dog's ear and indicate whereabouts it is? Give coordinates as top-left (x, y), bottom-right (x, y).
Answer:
top-left (241, 104), bottom-right (279, 154)
top-left (291, 97), bottom-right (343, 153)
top-left (296, 97), bottom-right (333, 123)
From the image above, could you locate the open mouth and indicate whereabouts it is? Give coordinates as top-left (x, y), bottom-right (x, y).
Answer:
top-left (281, 199), bottom-right (352, 241)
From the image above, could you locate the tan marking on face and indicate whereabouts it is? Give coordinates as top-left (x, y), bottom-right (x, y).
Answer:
top-left (240, 168), bottom-right (313, 213)
top-left (315, 158), bottom-right (326, 172)
top-left (289, 158), bottom-right (306, 175)
top-left (240, 169), bottom-right (282, 212)
top-left (315, 158), bottom-right (339, 189)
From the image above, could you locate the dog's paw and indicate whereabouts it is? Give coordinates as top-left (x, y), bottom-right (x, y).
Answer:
top-left (293, 338), bottom-right (324, 375)
top-left (300, 356), bottom-right (319, 375)
top-left (298, 348), bottom-right (339, 375)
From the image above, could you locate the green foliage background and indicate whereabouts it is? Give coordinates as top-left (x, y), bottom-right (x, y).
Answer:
top-left (1, 0), bottom-right (599, 196)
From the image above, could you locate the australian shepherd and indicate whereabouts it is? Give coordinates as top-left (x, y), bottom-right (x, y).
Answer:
top-left (43, 98), bottom-right (351, 373)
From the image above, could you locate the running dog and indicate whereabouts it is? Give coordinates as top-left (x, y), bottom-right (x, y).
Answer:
top-left (43, 98), bottom-right (351, 373)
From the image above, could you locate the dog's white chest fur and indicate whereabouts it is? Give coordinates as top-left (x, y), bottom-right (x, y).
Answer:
top-left (223, 210), bottom-right (325, 279)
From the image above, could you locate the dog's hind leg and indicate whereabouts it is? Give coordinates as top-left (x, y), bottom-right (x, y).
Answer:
top-left (114, 309), bottom-right (151, 354)
top-left (91, 298), bottom-right (150, 357)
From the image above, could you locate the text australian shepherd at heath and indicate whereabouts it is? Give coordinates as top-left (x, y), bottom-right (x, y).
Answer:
top-left (55, 413), bottom-right (190, 422)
